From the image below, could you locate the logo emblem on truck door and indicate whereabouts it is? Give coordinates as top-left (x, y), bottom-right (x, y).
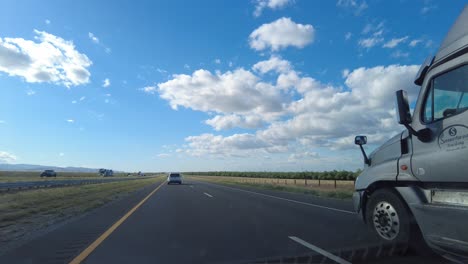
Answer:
top-left (438, 125), bottom-right (468, 151)
top-left (448, 127), bottom-right (457, 136)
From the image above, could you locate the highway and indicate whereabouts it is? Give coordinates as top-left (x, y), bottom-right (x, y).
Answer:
top-left (0, 179), bottom-right (446, 264)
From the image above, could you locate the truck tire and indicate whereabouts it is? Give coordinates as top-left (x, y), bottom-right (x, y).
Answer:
top-left (366, 188), bottom-right (413, 246)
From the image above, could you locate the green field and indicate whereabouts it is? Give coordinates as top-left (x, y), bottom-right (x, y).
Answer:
top-left (184, 170), bottom-right (361, 181)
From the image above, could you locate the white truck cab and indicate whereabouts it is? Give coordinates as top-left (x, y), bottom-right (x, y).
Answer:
top-left (354, 6), bottom-right (468, 263)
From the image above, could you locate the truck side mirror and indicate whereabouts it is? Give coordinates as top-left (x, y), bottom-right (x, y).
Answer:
top-left (355, 135), bottom-right (370, 165)
top-left (355, 136), bottom-right (367, 145)
top-left (396, 90), bottom-right (412, 125)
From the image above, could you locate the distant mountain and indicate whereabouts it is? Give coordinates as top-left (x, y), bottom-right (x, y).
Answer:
top-left (0, 163), bottom-right (99, 173)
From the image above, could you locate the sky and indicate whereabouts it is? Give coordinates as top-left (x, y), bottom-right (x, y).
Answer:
top-left (0, 0), bottom-right (466, 172)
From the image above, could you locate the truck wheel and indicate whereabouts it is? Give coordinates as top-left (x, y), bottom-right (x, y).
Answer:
top-left (366, 189), bottom-right (412, 245)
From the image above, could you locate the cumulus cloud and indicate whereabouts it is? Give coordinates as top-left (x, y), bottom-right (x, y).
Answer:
top-left (206, 114), bottom-right (264, 130)
top-left (0, 30), bottom-right (92, 87)
top-left (174, 64), bottom-right (419, 157)
top-left (252, 55), bottom-right (291, 74)
top-left (157, 153), bottom-right (171, 158)
top-left (0, 151), bottom-right (17, 163)
top-left (383, 36), bottom-right (408, 48)
top-left (102, 78), bottom-right (110, 87)
top-left (26, 89), bottom-right (36, 96)
top-left (345, 32), bottom-right (352, 40)
top-left (254, 0), bottom-right (293, 17)
top-left (66, 119), bottom-right (74, 123)
top-left (45, 19), bottom-right (51, 25)
top-left (158, 68), bottom-right (285, 115)
top-left (249, 17), bottom-right (315, 51)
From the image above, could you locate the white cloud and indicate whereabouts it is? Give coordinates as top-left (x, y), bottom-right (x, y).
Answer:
top-left (0, 151), bottom-right (17, 163)
top-left (156, 68), bottom-right (167, 74)
top-left (184, 64), bottom-right (190, 69)
top-left (66, 119), bottom-right (74, 123)
top-left (206, 114), bottom-right (264, 130)
top-left (177, 64), bottom-right (419, 157)
top-left (288, 151), bottom-right (319, 162)
top-left (345, 32), bottom-right (352, 40)
top-left (254, 0), bottom-right (293, 17)
top-left (157, 153), bottom-right (171, 158)
top-left (214, 58), bottom-right (221, 64)
top-left (102, 78), bottom-right (110, 87)
top-left (252, 55), bottom-right (291, 74)
top-left (383, 36), bottom-right (408, 48)
top-left (88, 32), bottom-right (99, 44)
top-left (59, 152), bottom-right (64, 157)
top-left (409, 39), bottom-right (422, 47)
top-left (158, 68), bottom-right (285, 116)
top-left (72, 100), bottom-right (77, 104)
top-left (228, 61), bottom-right (233, 67)
top-left (0, 30), bottom-right (92, 87)
top-left (342, 68), bottom-right (350, 78)
top-left (361, 22), bottom-right (384, 35)
top-left (337, 0), bottom-right (368, 15)
top-left (79, 96), bottom-right (86, 101)
top-left (358, 37), bottom-right (383, 48)
top-left (45, 19), bottom-right (51, 25)
top-left (140, 85), bottom-right (157, 94)
top-left (26, 89), bottom-right (36, 96)
top-left (105, 93), bottom-right (111, 97)
top-left (249, 17), bottom-right (315, 51)
top-left (0, 120), bottom-right (5, 124)
top-left (391, 50), bottom-right (409, 58)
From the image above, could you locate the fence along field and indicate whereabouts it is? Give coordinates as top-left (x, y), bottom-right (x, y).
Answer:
top-left (184, 170), bottom-right (361, 181)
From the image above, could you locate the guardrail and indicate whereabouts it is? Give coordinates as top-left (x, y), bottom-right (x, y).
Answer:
top-left (0, 177), bottom-right (154, 192)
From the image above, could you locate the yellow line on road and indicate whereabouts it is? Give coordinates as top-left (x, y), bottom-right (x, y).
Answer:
top-left (69, 180), bottom-right (166, 264)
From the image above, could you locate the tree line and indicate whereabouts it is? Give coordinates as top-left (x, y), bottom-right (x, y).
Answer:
top-left (185, 170), bottom-right (362, 181)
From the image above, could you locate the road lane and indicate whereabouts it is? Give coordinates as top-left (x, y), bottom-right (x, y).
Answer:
top-left (83, 179), bottom-right (381, 264)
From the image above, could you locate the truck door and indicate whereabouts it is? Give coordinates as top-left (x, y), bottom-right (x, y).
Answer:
top-left (410, 64), bottom-right (468, 183)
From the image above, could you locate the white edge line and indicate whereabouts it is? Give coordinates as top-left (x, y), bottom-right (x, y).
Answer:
top-left (199, 181), bottom-right (354, 214)
top-left (204, 192), bottom-right (213, 198)
top-left (289, 236), bottom-right (352, 264)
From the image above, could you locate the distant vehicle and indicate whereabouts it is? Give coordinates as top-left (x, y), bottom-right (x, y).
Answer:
top-left (40, 170), bottom-right (56, 177)
top-left (167, 173), bottom-right (182, 185)
top-left (103, 170), bottom-right (114, 177)
top-left (354, 7), bottom-right (468, 263)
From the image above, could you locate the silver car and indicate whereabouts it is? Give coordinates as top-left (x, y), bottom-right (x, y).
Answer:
top-left (167, 173), bottom-right (182, 185)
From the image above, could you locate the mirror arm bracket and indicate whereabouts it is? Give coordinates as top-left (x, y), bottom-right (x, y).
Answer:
top-left (359, 145), bottom-right (371, 165)
top-left (404, 124), bottom-right (432, 142)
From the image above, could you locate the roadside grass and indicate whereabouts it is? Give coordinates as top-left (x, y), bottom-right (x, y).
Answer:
top-left (0, 176), bottom-right (163, 249)
top-left (0, 171), bottom-right (141, 183)
top-left (188, 175), bottom-right (353, 200)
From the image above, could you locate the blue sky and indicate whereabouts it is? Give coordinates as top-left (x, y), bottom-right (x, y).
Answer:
top-left (0, 0), bottom-right (465, 172)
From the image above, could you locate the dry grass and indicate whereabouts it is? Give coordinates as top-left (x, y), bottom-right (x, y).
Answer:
top-left (0, 176), bottom-right (163, 249)
top-left (188, 175), bottom-right (354, 199)
top-left (0, 171), bottom-right (134, 183)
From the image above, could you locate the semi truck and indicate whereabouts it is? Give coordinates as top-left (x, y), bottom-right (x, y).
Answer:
top-left (353, 5), bottom-right (468, 263)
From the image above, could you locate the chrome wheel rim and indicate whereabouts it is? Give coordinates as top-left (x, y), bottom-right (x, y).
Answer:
top-left (373, 201), bottom-right (400, 240)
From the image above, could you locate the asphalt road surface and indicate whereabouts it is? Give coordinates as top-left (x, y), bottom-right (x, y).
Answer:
top-left (0, 179), bottom-right (447, 264)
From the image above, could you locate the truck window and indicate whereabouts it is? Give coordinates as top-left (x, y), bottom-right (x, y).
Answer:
top-left (423, 64), bottom-right (468, 122)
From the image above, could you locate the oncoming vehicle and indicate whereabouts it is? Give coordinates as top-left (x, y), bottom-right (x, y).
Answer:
top-left (167, 173), bottom-right (182, 185)
top-left (354, 6), bottom-right (468, 263)
top-left (40, 170), bottom-right (57, 177)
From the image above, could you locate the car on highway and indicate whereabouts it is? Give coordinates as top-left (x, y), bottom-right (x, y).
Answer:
top-left (354, 6), bottom-right (468, 263)
top-left (40, 170), bottom-right (57, 177)
top-left (167, 173), bottom-right (182, 185)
